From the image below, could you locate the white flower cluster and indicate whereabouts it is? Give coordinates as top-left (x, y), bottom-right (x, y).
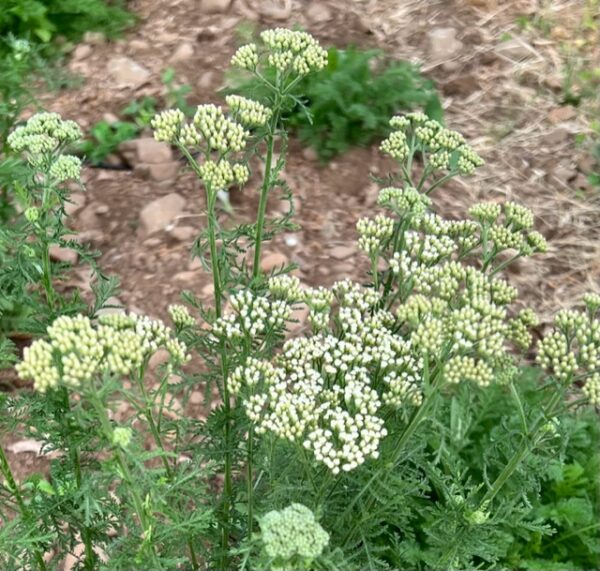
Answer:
top-left (231, 29), bottom-right (327, 76)
top-left (8, 112), bottom-right (82, 169)
top-left (468, 202), bottom-right (547, 255)
top-left (377, 186), bottom-right (431, 217)
top-left (49, 154), bottom-right (82, 182)
top-left (192, 104), bottom-right (247, 153)
top-left (168, 304), bottom-right (196, 328)
top-left (231, 43), bottom-right (259, 70)
top-left (260, 28), bottom-right (328, 75)
top-left (445, 355), bottom-right (493, 387)
top-left (225, 95), bottom-right (272, 128)
top-left (357, 214), bottom-right (394, 255)
top-left (260, 503), bottom-right (329, 563)
top-left (229, 280), bottom-right (430, 474)
top-left (212, 291), bottom-right (292, 341)
top-left (151, 104), bottom-right (253, 190)
top-left (381, 113), bottom-right (484, 175)
top-left (151, 109), bottom-right (186, 143)
top-left (537, 300), bottom-right (600, 397)
top-left (16, 313), bottom-right (189, 393)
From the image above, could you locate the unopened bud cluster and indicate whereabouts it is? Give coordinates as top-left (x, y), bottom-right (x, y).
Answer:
top-left (259, 503), bottom-right (329, 564)
top-left (17, 313), bottom-right (189, 393)
top-left (232, 29), bottom-right (327, 78)
top-left (381, 113), bottom-right (484, 176)
top-left (8, 112), bottom-right (82, 177)
top-left (537, 301), bottom-right (600, 400)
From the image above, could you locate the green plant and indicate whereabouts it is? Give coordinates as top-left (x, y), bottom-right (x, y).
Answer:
top-left (0, 0), bottom-right (134, 55)
top-left (228, 45), bottom-right (442, 160)
top-left (76, 119), bottom-right (139, 165)
top-left (0, 113), bottom-right (113, 363)
top-left (1, 29), bottom-right (600, 571)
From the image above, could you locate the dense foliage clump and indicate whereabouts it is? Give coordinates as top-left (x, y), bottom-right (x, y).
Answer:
top-left (0, 28), bottom-right (599, 571)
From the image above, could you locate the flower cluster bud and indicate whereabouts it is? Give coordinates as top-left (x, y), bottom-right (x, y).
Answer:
top-left (260, 503), bottom-right (329, 562)
top-left (16, 314), bottom-right (189, 393)
top-left (225, 95), bottom-right (272, 127)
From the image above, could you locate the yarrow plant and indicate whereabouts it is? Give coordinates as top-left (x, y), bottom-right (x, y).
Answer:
top-left (1, 29), bottom-right (599, 571)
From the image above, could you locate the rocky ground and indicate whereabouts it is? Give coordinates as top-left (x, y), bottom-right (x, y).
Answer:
top-left (4, 0), bottom-right (600, 552)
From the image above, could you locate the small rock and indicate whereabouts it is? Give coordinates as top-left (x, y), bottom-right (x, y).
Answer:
top-left (72, 44), bottom-right (92, 61)
top-left (174, 270), bottom-right (201, 284)
top-left (139, 193), bottom-right (186, 236)
top-left (329, 245), bottom-right (356, 261)
top-left (65, 192), bottom-right (86, 217)
top-left (102, 112), bottom-right (119, 125)
top-left (169, 225), bottom-right (197, 241)
top-left (545, 128), bottom-right (569, 145)
top-left (49, 245), bottom-right (78, 265)
top-left (7, 439), bottom-right (46, 456)
top-left (148, 162), bottom-right (180, 182)
top-left (548, 106), bottom-right (577, 124)
top-left (170, 42), bottom-right (195, 63)
top-left (302, 146), bottom-right (319, 161)
top-left (107, 56), bottom-right (151, 88)
top-left (83, 31), bottom-right (105, 45)
top-left (197, 71), bottom-right (215, 90)
top-left (552, 165), bottom-right (575, 185)
top-left (135, 138), bottom-right (174, 164)
top-left (148, 348), bottom-right (170, 370)
top-left (428, 28), bottom-right (463, 61)
top-left (95, 203), bottom-right (110, 215)
top-left (257, 0), bottom-right (292, 20)
top-left (307, 3), bottom-right (332, 23)
top-left (494, 37), bottom-right (535, 61)
top-left (190, 391), bottom-right (203, 405)
top-left (129, 39), bottom-right (151, 52)
top-left (260, 252), bottom-right (288, 272)
top-left (78, 204), bottom-right (101, 229)
top-left (284, 234), bottom-right (299, 247)
top-left (188, 257), bottom-right (203, 270)
top-left (200, 0), bottom-right (232, 13)
top-left (96, 297), bottom-right (125, 317)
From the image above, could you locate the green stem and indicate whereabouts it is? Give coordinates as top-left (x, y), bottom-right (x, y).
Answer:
top-left (178, 144), bottom-right (230, 570)
top-left (40, 242), bottom-right (56, 311)
top-left (478, 388), bottom-right (564, 508)
top-left (341, 364), bottom-right (443, 546)
top-left (87, 388), bottom-right (160, 567)
top-left (252, 123), bottom-right (277, 281)
top-left (246, 428), bottom-right (254, 536)
top-left (0, 445), bottom-right (48, 571)
top-left (61, 388), bottom-right (96, 571)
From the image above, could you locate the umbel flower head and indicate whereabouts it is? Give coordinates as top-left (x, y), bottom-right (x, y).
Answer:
top-left (16, 313), bottom-right (189, 393)
top-left (231, 28), bottom-right (328, 77)
top-left (381, 113), bottom-right (484, 176)
top-left (8, 112), bottom-right (82, 170)
top-left (537, 298), bottom-right (600, 399)
top-left (259, 503), bottom-right (329, 566)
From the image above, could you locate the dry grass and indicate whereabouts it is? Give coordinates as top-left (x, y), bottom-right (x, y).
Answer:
top-left (348, 0), bottom-right (600, 321)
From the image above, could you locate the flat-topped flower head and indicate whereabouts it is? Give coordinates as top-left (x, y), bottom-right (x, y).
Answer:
top-left (193, 104), bottom-right (248, 153)
top-left (8, 113), bottom-right (82, 162)
top-left (231, 43), bottom-right (259, 70)
top-left (260, 28), bottom-right (328, 75)
top-left (49, 155), bottom-right (82, 182)
top-left (260, 503), bottom-right (329, 563)
top-left (151, 109), bottom-right (185, 143)
top-left (16, 314), bottom-right (189, 393)
top-left (225, 95), bottom-right (272, 128)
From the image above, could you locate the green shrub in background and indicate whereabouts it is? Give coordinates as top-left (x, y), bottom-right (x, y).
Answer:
top-left (228, 46), bottom-right (443, 160)
top-left (0, 0), bottom-right (134, 53)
